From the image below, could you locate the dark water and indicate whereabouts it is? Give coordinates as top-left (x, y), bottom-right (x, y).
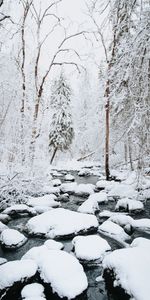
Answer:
top-left (0, 171), bottom-right (150, 300)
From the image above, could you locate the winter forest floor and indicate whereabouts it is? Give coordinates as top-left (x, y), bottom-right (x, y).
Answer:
top-left (0, 163), bottom-right (150, 300)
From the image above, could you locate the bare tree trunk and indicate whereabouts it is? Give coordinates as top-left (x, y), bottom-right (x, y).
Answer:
top-left (105, 79), bottom-right (110, 180)
top-left (124, 141), bottom-right (128, 166)
top-left (128, 135), bottom-right (134, 171)
top-left (50, 148), bottom-right (57, 164)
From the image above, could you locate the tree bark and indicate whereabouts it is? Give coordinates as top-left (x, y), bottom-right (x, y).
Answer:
top-left (105, 79), bottom-right (110, 180)
top-left (50, 148), bottom-right (57, 164)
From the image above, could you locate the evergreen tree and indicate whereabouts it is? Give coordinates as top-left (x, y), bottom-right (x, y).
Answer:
top-left (49, 72), bottom-right (74, 163)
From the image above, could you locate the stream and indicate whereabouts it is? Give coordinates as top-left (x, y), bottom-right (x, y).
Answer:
top-left (0, 171), bottom-right (150, 300)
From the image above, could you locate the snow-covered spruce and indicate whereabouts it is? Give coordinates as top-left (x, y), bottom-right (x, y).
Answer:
top-left (26, 208), bottom-right (98, 238)
top-left (64, 174), bottom-right (75, 182)
top-left (72, 235), bottom-right (111, 262)
top-left (22, 247), bottom-right (88, 299)
top-left (21, 283), bottom-right (45, 299)
top-left (3, 204), bottom-right (37, 217)
top-left (0, 229), bottom-right (27, 249)
top-left (98, 220), bottom-right (130, 243)
top-left (0, 260), bottom-right (37, 291)
top-left (115, 198), bottom-right (144, 213)
top-left (49, 72), bottom-right (74, 164)
top-left (103, 247), bottom-right (150, 300)
top-left (44, 239), bottom-right (64, 250)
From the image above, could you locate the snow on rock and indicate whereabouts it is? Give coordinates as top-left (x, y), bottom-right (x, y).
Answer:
top-left (22, 247), bottom-right (88, 299)
top-left (103, 247), bottom-right (150, 300)
top-left (96, 180), bottom-right (117, 191)
top-left (60, 182), bottom-right (77, 194)
top-left (27, 194), bottom-right (60, 209)
top-left (130, 237), bottom-right (150, 248)
top-left (51, 170), bottom-right (63, 177)
top-left (1, 229), bottom-right (27, 249)
top-left (51, 179), bottom-right (61, 187)
top-left (26, 208), bottom-right (98, 238)
top-left (44, 239), bottom-right (64, 250)
top-left (78, 169), bottom-right (90, 177)
top-left (108, 183), bottom-right (138, 199)
top-left (72, 235), bottom-right (111, 261)
top-left (64, 174), bottom-right (75, 182)
top-left (0, 258), bottom-right (7, 265)
top-left (21, 283), bottom-right (45, 299)
top-left (0, 214), bottom-right (10, 224)
top-left (88, 191), bottom-right (108, 203)
top-left (0, 221), bottom-right (8, 233)
top-left (99, 210), bottom-right (117, 218)
top-left (3, 204), bottom-right (36, 217)
top-left (78, 199), bottom-right (99, 214)
top-left (109, 214), bottom-right (133, 227)
top-left (42, 186), bottom-right (60, 195)
top-left (57, 193), bottom-right (69, 203)
top-left (132, 218), bottom-right (150, 233)
top-left (32, 206), bottom-right (53, 214)
top-left (115, 198), bottom-right (144, 212)
top-left (98, 220), bottom-right (130, 242)
top-left (0, 259), bottom-right (37, 291)
top-left (75, 184), bottom-right (95, 197)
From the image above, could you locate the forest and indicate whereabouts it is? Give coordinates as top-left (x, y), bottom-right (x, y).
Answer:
top-left (0, 1), bottom-right (150, 300)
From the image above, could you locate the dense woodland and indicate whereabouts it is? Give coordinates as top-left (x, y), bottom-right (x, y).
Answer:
top-left (0, 0), bottom-right (149, 176)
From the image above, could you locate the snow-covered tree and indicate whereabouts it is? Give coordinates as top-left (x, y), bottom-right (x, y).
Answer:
top-left (49, 72), bottom-right (74, 163)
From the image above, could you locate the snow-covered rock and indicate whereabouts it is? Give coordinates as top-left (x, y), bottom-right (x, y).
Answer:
top-left (22, 247), bottom-right (88, 299)
top-left (103, 247), bottom-right (150, 300)
top-left (1, 229), bottom-right (27, 249)
top-left (96, 180), bottom-right (109, 190)
top-left (108, 183), bottom-right (138, 199)
top-left (78, 169), bottom-right (90, 177)
top-left (0, 221), bottom-right (8, 233)
top-left (72, 235), bottom-right (111, 261)
top-left (44, 239), bottom-right (64, 250)
top-left (51, 179), bottom-right (61, 187)
top-left (42, 186), bottom-right (60, 195)
top-left (64, 174), bottom-right (75, 182)
top-left (115, 198), bottom-right (144, 212)
top-left (51, 170), bottom-right (63, 177)
top-left (75, 184), bottom-right (95, 197)
top-left (98, 220), bottom-right (130, 242)
top-left (0, 258), bottom-right (7, 265)
top-left (3, 204), bottom-right (36, 217)
top-left (78, 199), bottom-right (99, 214)
top-left (26, 208), bottom-right (98, 238)
top-left (88, 191), bottom-right (108, 203)
top-left (130, 237), bottom-right (150, 248)
top-left (132, 218), bottom-right (150, 232)
top-left (109, 214), bottom-right (133, 227)
top-left (21, 283), bottom-right (45, 299)
top-left (57, 193), bottom-right (69, 202)
top-left (99, 210), bottom-right (117, 218)
top-left (27, 194), bottom-right (60, 209)
top-left (60, 182), bottom-right (77, 194)
top-left (0, 214), bottom-right (10, 224)
top-left (0, 260), bottom-right (37, 291)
